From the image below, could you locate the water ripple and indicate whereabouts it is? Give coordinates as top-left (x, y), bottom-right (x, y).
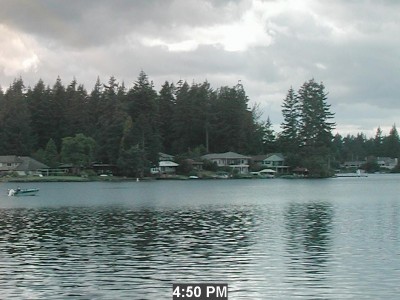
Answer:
top-left (1, 178), bottom-right (400, 299)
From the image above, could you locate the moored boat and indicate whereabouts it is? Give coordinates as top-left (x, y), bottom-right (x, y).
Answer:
top-left (335, 169), bottom-right (368, 178)
top-left (8, 188), bottom-right (39, 197)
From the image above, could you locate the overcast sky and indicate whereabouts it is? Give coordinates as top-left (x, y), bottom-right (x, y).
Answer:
top-left (1, 0), bottom-right (399, 137)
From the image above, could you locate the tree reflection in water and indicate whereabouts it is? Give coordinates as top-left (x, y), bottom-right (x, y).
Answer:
top-left (0, 206), bottom-right (259, 298)
top-left (284, 202), bottom-right (334, 291)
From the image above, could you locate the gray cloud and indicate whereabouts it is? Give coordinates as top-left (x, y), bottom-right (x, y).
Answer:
top-left (0, 0), bottom-right (399, 136)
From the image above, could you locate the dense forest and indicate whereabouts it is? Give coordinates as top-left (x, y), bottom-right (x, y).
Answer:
top-left (0, 72), bottom-right (399, 177)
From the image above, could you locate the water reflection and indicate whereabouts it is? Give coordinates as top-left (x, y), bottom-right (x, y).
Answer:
top-left (0, 206), bottom-right (257, 299)
top-left (284, 202), bottom-right (334, 298)
top-left (1, 177), bottom-right (400, 299)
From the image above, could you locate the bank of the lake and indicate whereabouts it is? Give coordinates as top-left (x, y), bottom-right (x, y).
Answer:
top-left (0, 171), bottom-right (394, 183)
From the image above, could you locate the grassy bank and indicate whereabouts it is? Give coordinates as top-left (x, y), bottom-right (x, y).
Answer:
top-left (1, 175), bottom-right (91, 182)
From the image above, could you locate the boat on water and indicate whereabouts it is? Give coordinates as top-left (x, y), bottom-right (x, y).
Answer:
top-left (8, 188), bottom-right (39, 197)
top-left (335, 169), bottom-right (368, 178)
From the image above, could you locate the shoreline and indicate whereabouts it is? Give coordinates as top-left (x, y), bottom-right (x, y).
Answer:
top-left (1, 172), bottom-right (397, 183)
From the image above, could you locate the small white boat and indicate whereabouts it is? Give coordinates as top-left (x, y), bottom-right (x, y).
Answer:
top-left (8, 188), bottom-right (39, 197)
top-left (335, 169), bottom-right (368, 178)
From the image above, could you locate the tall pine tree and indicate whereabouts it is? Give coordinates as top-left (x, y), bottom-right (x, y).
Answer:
top-left (298, 79), bottom-right (335, 150)
top-left (125, 71), bottom-right (161, 168)
top-left (280, 87), bottom-right (300, 152)
top-left (0, 78), bottom-right (34, 155)
top-left (158, 81), bottom-right (176, 153)
top-left (383, 124), bottom-right (400, 158)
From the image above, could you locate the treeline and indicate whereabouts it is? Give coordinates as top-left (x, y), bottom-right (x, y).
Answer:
top-left (0, 72), bottom-right (268, 176)
top-left (332, 126), bottom-right (400, 163)
top-left (0, 73), bottom-right (398, 177)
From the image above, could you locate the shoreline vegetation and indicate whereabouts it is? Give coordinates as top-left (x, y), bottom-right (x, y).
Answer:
top-left (1, 74), bottom-right (399, 178)
top-left (2, 170), bottom-right (398, 183)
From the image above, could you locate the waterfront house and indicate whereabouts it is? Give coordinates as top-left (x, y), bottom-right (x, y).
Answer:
top-left (251, 153), bottom-right (289, 174)
top-left (159, 160), bottom-right (179, 174)
top-left (0, 155), bottom-right (49, 176)
top-left (201, 151), bottom-right (250, 174)
top-left (150, 152), bottom-right (179, 175)
top-left (342, 160), bottom-right (366, 169)
top-left (377, 157), bottom-right (398, 170)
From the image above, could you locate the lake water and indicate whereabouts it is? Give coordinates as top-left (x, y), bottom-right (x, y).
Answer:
top-left (0, 175), bottom-right (399, 299)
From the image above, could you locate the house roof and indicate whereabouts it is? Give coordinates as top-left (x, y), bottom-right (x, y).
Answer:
top-left (0, 156), bottom-right (49, 171)
top-left (259, 168), bottom-right (276, 173)
top-left (377, 157), bottom-right (397, 163)
top-left (202, 151), bottom-right (250, 160)
top-left (159, 152), bottom-right (175, 161)
top-left (0, 155), bottom-right (22, 163)
top-left (252, 153), bottom-right (285, 161)
top-left (14, 156), bottom-right (49, 171)
top-left (159, 161), bottom-right (179, 167)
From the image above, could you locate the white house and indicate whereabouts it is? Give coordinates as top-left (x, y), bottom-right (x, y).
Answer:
top-left (202, 151), bottom-right (250, 174)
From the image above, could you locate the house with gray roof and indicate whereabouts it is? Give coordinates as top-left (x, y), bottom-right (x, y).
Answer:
top-left (251, 153), bottom-right (289, 174)
top-left (202, 151), bottom-right (250, 174)
top-left (377, 157), bottom-right (398, 170)
top-left (0, 156), bottom-right (49, 176)
top-left (150, 152), bottom-right (179, 175)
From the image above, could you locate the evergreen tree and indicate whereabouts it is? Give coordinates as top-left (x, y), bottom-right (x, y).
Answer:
top-left (279, 79), bottom-right (336, 177)
top-left (27, 79), bottom-right (52, 149)
top-left (158, 81), bottom-right (176, 153)
top-left (87, 77), bottom-right (103, 137)
top-left (0, 78), bottom-right (34, 155)
top-left (331, 133), bottom-right (344, 167)
top-left (211, 82), bottom-right (253, 153)
top-left (383, 124), bottom-right (400, 158)
top-left (246, 104), bottom-right (267, 155)
top-left (48, 76), bottom-right (67, 149)
top-left (279, 87), bottom-right (300, 152)
top-left (171, 80), bottom-right (192, 153)
top-left (125, 71), bottom-right (161, 166)
top-left (374, 126), bottom-right (383, 156)
top-left (118, 145), bottom-right (146, 177)
top-left (263, 116), bottom-right (276, 153)
top-left (65, 79), bottom-right (90, 136)
top-left (170, 81), bottom-right (215, 153)
top-left (95, 76), bottom-right (126, 164)
top-left (34, 138), bottom-right (59, 167)
top-left (342, 133), bottom-right (367, 161)
top-left (44, 138), bottom-right (59, 167)
top-left (297, 79), bottom-right (335, 150)
top-left (187, 81), bottom-right (213, 151)
top-left (117, 116), bottom-right (147, 177)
